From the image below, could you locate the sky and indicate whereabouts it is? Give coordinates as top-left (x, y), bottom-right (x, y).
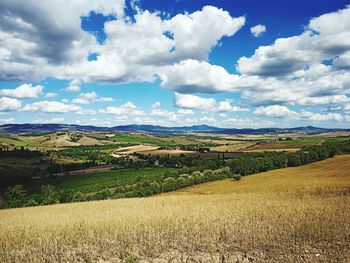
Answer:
top-left (0, 0), bottom-right (350, 128)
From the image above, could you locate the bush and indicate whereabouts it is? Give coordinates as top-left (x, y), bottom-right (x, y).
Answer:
top-left (232, 174), bottom-right (242, 181)
top-left (72, 191), bottom-right (87, 202)
top-left (203, 169), bottom-right (214, 179)
top-left (40, 185), bottom-right (58, 205)
top-left (4, 185), bottom-right (27, 208)
top-left (24, 199), bottom-right (39, 207)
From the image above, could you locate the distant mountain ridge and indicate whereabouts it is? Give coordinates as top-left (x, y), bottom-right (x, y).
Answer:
top-left (0, 123), bottom-right (348, 135)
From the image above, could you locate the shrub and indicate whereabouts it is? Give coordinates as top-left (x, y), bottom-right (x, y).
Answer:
top-left (4, 185), bottom-right (27, 208)
top-left (203, 169), bottom-right (214, 179)
top-left (162, 177), bottom-right (177, 192)
top-left (40, 185), bottom-right (58, 205)
top-left (72, 191), bottom-right (87, 202)
top-left (232, 174), bottom-right (242, 181)
top-left (24, 199), bottom-right (39, 207)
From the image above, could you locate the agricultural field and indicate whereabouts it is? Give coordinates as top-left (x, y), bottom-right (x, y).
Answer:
top-left (108, 133), bottom-right (196, 147)
top-left (21, 167), bottom-right (177, 198)
top-left (0, 155), bottom-right (349, 262)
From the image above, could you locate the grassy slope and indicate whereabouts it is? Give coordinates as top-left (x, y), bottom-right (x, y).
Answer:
top-left (0, 156), bottom-right (349, 262)
top-left (173, 154), bottom-right (350, 195)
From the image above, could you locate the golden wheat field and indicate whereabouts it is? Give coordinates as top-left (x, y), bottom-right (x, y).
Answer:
top-left (1, 156), bottom-right (350, 263)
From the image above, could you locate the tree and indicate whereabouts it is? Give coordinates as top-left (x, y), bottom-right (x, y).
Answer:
top-left (4, 185), bottom-right (27, 208)
top-left (41, 184), bottom-right (58, 205)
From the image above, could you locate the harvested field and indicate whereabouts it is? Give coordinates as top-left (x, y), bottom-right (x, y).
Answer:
top-left (0, 156), bottom-right (349, 262)
top-left (210, 142), bottom-right (255, 152)
top-left (114, 144), bottom-right (159, 154)
top-left (77, 136), bottom-right (103, 146)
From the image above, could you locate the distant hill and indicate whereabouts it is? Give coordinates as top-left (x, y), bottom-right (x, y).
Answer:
top-left (0, 123), bottom-right (348, 135)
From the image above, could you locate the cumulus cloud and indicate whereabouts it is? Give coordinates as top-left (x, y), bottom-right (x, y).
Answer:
top-left (254, 105), bottom-right (345, 122)
top-left (0, 97), bottom-right (22, 112)
top-left (71, 92), bottom-right (114, 104)
top-left (175, 92), bottom-right (248, 112)
top-left (33, 117), bottom-right (64, 124)
top-left (160, 59), bottom-right (243, 93)
top-left (0, 1), bottom-right (245, 86)
top-left (250, 24), bottom-right (266, 37)
top-left (218, 100), bottom-right (249, 112)
top-left (177, 109), bottom-right (194, 115)
top-left (0, 0), bottom-right (125, 81)
top-left (22, 101), bottom-right (81, 113)
top-left (0, 83), bottom-right (43, 98)
top-left (104, 101), bottom-right (144, 116)
top-left (174, 92), bottom-right (216, 110)
top-left (65, 79), bottom-right (81, 92)
top-left (151, 102), bottom-right (178, 121)
top-left (44, 92), bottom-right (58, 98)
top-left (221, 117), bottom-right (276, 128)
top-left (254, 105), bottom-right (299, 118)
top-left (237, 7), bottom-right (350, 77)
top-left (0, 117), bottom-right (16, 124)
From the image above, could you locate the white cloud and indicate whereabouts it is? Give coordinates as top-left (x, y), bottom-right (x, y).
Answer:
top-left (218, 100), bottom-right (249, 112)
top-left (254, 105), bottom-right (345, 122)
top-left (71, 92), bottom-right (114, 104)
top-left (151, 102), bottom-right (178, 121)
top-left (33, 117), bottom-right (64, 124)
top-left (0, 117), bottom-right (15, 124)
top-left (164, 6), bottom-right (245, 61)
top-left (44, 92), bottom-right (58, 98)
top-left (76, 109), bottom-right (97, 115)
top-left (175, 92), bottom-right (248, 113)
top-left (250, 24), bottom-right (266, 37)
top-left (160, 59), bottom-right (242, 93)
top-left (0, 97), bottom-right (22, 112)
top-left (0, 83), bottom-right (43, 99)
top-left (237, 7), bottom-right (350, 77)
top-left (104, 101), bottom-right (144, 116)
top-left (22, 100), bottom-right (81, 113)
top-left (300, 111), bottom-right (344, 122)
top-left (174, 92), bottom-right (216, 110)
top-left (0, 0), bottom-right (125, 81)
top-left (0, 2), bottom-right (245, 86)
top-left (254, 105), bottom-right (299, 118)
top-left (65, 79), bottom-right (81, 92)
top-left (177, 109), bottom-right (194, 115)
top-left (221, 117), bottom-right (276, 128)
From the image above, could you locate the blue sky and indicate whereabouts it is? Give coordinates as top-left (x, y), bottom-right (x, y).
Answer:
top-left (0, 0), bottom-right (350, 128)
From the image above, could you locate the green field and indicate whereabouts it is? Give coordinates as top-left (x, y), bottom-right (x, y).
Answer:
top-left (21, 167), bottom-right (177, 198)
top-left (280, 137), bottom-right (322, 145)
top-left (109, 133), bottom-right (200, 147)
top-left (109, 133), bottom-right (177, 146)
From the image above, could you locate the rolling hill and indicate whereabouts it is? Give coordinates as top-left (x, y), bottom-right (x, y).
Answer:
top-left (0, 123), bottom-right (348, 135)
top-left (1, 155), bottom-right (349, 262)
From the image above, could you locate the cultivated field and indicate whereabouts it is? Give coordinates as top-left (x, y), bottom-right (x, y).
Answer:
top-left (0, 155), bottom-right (349, 262)
top-left (112, 144), bottom-right (196, 156)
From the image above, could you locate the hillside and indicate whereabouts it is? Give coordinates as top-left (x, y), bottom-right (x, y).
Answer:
top-left (0, 156), bottom-right (349, 262)
top-left (1, 123), bottom-right (349, 135)
top-left (172, 154), bottom-right (350, 195)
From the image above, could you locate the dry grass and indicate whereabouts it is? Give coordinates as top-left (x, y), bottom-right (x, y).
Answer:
top-left (114, 144), bottom-right (159, 154)
top-left (113, 144), bottom-right (196, 156)
top-left (174, 154), bottom-right (350, 195)
top-left (77, 136), bottom-right (104, 146)
top-left (210, 142), bottom-right (255, 152)
top-left (0, 156), bottom-right (349, 262)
